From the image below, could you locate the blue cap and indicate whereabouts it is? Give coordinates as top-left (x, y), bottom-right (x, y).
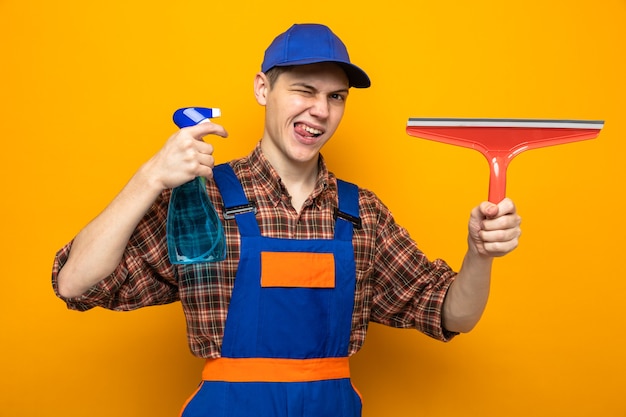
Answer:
top-left (261, 23), bottom-right (371, 89)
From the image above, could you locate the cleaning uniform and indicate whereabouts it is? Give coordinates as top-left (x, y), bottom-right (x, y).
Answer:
top-left (180, 164), bottom-right (363, 417)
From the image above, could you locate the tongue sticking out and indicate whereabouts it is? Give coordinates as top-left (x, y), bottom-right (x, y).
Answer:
top-left (295, 123), bottom-right (321, 138)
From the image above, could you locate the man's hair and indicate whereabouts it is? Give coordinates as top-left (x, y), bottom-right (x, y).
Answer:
top-left (265, 66), bottom-right (293, 89)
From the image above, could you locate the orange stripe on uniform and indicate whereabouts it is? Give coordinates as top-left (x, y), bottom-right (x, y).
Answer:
top-left (202, 357), bottom-right (350, 382)
top-left (261, 251), bottom-right (335, 288)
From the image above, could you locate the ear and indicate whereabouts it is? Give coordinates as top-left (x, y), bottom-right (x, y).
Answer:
top-left (254, 72), bottom-right (269, 106)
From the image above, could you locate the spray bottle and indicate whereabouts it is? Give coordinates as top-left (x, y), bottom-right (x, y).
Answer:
top-left (166, 107), bottom-right (226, 264)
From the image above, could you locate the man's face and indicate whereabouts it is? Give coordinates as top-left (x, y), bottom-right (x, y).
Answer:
top-left (256, 62), bottom-right (350, 168)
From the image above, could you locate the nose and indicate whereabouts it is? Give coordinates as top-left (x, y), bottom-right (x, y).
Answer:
top-left (309, 96), bottom-right (330, 119)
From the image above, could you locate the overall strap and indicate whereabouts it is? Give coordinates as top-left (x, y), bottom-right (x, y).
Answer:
top-left (212, 164), bottom-right (260, 237)
top-left (335, 179), bottom-right (361, 241)
top-left (213, 165), bottom-right (360, 240)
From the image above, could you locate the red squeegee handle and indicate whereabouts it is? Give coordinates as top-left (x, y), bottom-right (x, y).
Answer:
top-left (487, 153), bottom-right (510, 203)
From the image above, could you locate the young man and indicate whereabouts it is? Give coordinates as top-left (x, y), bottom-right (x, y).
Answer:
top-left (53, 23), bottom-right (521, 416)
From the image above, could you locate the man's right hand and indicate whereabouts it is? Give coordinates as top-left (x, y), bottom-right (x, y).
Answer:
top-left (143, 121), bottom-right (229, 191)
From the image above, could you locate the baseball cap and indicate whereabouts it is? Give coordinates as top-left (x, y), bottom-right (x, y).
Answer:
top-left (261, 23), bottom-right (371, 89)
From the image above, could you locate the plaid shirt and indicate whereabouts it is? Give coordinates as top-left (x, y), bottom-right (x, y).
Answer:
top-left (52, 142), bottom-right (458, 358)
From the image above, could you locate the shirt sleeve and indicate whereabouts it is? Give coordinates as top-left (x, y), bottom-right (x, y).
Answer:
top-left (361, 191), bottom-right (459, 342)
top-left (51, 191), bottom-right (180, 312)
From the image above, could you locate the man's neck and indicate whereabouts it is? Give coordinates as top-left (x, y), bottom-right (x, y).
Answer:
top-left (260, 142), bottom-right (320, 213)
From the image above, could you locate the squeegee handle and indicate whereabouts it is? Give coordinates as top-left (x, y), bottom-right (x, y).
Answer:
top-left (487, 154), bottom-right (509, 204)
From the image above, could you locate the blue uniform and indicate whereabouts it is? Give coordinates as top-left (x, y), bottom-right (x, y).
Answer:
top-left (181, 164), bottom-right (363, 417)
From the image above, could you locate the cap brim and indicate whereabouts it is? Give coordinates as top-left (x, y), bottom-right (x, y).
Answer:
top-left (269, 58), bottom-right (371, 88)
top-left (337, 62), bottom-right (371, 89)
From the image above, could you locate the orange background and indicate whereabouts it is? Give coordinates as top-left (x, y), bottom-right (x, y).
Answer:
top-left (1, 1), bottom-right (625, 416)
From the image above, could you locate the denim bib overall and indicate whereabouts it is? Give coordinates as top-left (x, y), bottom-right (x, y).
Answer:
top-left (180, 164), bottom-right (362, 417)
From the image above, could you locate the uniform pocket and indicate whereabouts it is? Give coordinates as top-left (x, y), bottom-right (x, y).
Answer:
top-left (180, 381), bottom-right (228, 417)
top-left (179, 382), bottom-right (204, 417)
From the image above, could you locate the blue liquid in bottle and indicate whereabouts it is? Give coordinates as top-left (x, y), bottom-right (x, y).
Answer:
top-left (166, 107), bottom-right (226, 264)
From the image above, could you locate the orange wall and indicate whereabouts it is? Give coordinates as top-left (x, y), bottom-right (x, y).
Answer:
top-left (1, 1), bottom-right (625, 416)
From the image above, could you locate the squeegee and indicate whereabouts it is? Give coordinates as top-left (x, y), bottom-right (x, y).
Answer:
top-left (406, 118), bottom-right (604, 203)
